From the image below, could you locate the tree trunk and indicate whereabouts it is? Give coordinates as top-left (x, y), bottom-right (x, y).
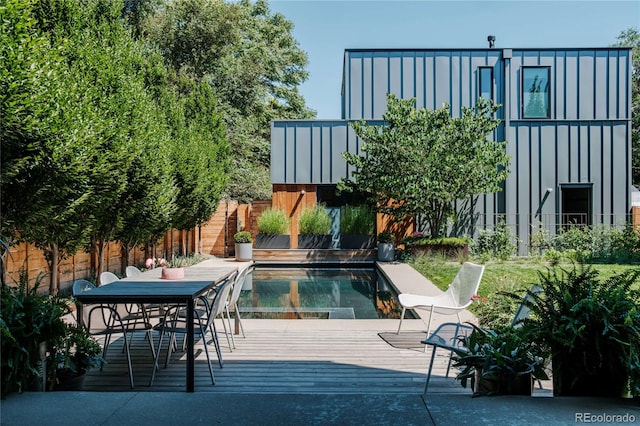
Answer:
top-left (49, 244), bottom-right (59, 295)
top-left (96, 239), bottom-right (106, 285)
top-left (120, 244), bottom-right (130, 277)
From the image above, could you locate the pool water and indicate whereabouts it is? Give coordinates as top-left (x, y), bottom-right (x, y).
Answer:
top-left (237, 268), bottom-right (406, 319)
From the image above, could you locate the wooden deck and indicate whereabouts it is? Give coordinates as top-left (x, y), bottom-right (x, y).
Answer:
top-left (82, 319), bottom-right (469, 395)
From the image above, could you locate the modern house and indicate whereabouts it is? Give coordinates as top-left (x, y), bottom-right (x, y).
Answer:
top-left (270, 45), bottom-right (633, 252)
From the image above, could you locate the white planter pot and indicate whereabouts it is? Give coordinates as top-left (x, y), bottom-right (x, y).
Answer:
top-left (235, 242), bottom-right (253, 261)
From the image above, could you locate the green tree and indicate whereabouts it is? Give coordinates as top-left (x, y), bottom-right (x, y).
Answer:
top-left (0, 0), bottom-right (103, 293)
top-left (613, 27), bottom-right (640, 185)
top-left (342, 95), bottom-right (511, 238)
top-left (141, 0), bottom-right (314, 202)
top-left (167, 78), bottom-right (231, 234)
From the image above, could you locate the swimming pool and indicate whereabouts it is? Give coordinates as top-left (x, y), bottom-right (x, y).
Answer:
top-left (237, 267), bottom-right (409, 319)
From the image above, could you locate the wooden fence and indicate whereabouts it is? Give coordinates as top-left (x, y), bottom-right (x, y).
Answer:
top-left (3, 200), bottom-right (270, 294)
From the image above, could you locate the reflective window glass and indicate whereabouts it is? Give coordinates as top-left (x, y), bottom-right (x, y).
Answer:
top-left (522, 67), bottom-right (550, 118)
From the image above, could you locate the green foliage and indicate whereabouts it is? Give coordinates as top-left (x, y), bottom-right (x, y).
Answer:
top-left (234, 231), bottom-right (253, 244)
top-left (472, 290), bottom-right (520, 330)
top-left (142, 0), bottom-right (314, 202)
top-left (48, 323), bottom-right (105, 389)
top-left (1, 0), bottom-right (234, 288)
top-left (502, 264), bottom-right (640, 396)
top-left (403, 236), bottom-right (471, 248)
top-left (299, 205), bottom-right (331, 235)
top-left (258, 208), bottom-right (290, 235)
top-left (342, 94), bottom-right (510, 238)
top-left (452, 324), bottom-right (548, 395)
top-left (531, 224), bottom-right (640, 264)
top-left (472, 221), bottom-right (516, 261)
top-left (167, 78), bottom-right (230, 231)
top-left (377, 231), bottom-right (395, 244)
top-left (165, 253), bottom-right (207, 268)
top-left (1, 272), bottom-right (70, 396)
top-left (340, 205), bottom-right (375, 235)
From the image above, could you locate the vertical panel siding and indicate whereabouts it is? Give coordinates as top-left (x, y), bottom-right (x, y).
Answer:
top-left (349, 53), bottom-right (363, 119)
top-left (579, 52), bottom-right (594, 119)
top-left (272, 48), bottom-right (631, 253)
top-left (373, 52), bottom-right (389, 117)
top-left (594, 51), bottom-right (608, 120)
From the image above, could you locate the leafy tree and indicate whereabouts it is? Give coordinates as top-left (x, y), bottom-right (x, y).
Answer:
top-left (141, 0), bottom-right (314, 202)
top-left (613, 27), bottom-right (640, 185)
top-left (1, 0), bottom-right (102, 293)
top-left (166, 77), bottom-right (231, 233)
top-left (341, 94), bottom-right (511, 238)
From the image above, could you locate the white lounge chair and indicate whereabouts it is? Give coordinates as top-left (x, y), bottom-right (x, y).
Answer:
top-left (396, 262), bottom-right (485, 336)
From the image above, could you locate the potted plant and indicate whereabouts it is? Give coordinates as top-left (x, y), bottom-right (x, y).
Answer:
top-left (298, 205), bottom-right (332, 249)
top-left (1, 272), bottom-right (69, 396)
top-left (452, 323), bottom-right (548, 397)
top-left (502, 264), bottom-right (640, 397)
top-left (339, 205), bottom-right (375, 249)
top-left (256, 208), bottom-right (290, 249)
top-left (377, 231), bottom-right (396, 261)
top-left (234, 230), bottom-right (253, 261)
top-left (48, 323), bottom-right (106, 391)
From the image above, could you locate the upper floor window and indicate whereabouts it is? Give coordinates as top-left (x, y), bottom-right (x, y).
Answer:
top-left (522, 67), bottom-right (550, 118)
top-left (478, 67), bottom-right (493, 101)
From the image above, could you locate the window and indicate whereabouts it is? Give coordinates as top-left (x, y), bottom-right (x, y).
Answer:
top-left (478, 67), bottom-right (493, 101)
top-left (522, 67), bottom-right (550, 118)
top-left (561, 185), bottom-right (591, 229)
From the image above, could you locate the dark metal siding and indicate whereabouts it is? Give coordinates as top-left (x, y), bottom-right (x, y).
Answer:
top-left (271, 47), bottom-right (631, 252)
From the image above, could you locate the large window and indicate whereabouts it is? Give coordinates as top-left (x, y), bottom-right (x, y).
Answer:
top-left (478, 67), bottom-right (493, 101)
top-left (522, 67), bottom-right (550, 118)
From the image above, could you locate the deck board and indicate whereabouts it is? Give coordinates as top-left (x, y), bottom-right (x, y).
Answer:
top-left (82, 319), bottom-right (470, 395)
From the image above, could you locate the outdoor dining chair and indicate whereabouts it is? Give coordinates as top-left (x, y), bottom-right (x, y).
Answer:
top-left (224, 264), bottom-right (254, 349)
top-left (72, 279), bottom-right (155, 388)
top-left (100, 271), bottom-right (120, 285)
top-left (150, 272), bottom-right (236, 386)
top-left (125, 264), bottom-right (166, 322)
top-left (125, 266), bottom-right (142, 278)
top-left (396, 262), bottom-right (485, 336)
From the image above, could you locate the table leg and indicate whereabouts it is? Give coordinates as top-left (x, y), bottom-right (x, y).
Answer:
top-left (186, 298), bottom-right (194, 392)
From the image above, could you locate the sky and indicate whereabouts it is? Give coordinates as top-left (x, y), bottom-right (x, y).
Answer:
top-left (268, 0), bottom-right (640, 119)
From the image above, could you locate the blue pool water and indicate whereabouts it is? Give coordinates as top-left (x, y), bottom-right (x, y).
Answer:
top-left (237, 267), bottom-right (407, 319)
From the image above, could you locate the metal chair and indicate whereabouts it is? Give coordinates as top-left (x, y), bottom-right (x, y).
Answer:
top-left (421, 285), bottom-right (544, 395)
top-left (150, 273), bottom-right (236, 386)
top-left (397, 262), bottom-right (485, 336)
top-left (72, 279), bottom-right (145, 388)
top-left (125, 266), bottom-right (142, 278)
top-left (100, 271), bottom-right (120, 285)
top-left (224, 265), bottom-right (254, 349)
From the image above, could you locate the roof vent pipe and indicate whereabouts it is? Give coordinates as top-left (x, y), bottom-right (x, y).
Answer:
top-left (488, 35), bottom-right (496, 48)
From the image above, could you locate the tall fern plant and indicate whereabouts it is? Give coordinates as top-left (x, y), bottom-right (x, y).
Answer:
top-left (503, 264), bottom-right (640, 397)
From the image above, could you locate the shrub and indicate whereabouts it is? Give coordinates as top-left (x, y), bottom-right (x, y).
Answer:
top-left (377, 231), bottom-right (395, 244)
top-left (340, 205), bottom-right (374, 235)
top-left (257, 208), bottom-right (290, 235)
top-left (502, 264), bottom-right (640, 397)
top-left (234, 231), bottom-right (253, 243)
top-left (1, 272), bottom-right (70, 396)
top-left (299, 205), bottom-right (331, 235)
top-left (472, 221), bottom-right (516, 261)
top-left (165, 253), bottom-right (206, 268)
top-left (452, 324), bottom-right (548, 395)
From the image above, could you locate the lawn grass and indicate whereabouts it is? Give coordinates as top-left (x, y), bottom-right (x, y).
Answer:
top-left (409, 255), bottom-right (640, 297)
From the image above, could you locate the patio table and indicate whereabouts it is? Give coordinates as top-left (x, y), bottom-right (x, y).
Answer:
top-left (74, 266), bottom-right (238, 392)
